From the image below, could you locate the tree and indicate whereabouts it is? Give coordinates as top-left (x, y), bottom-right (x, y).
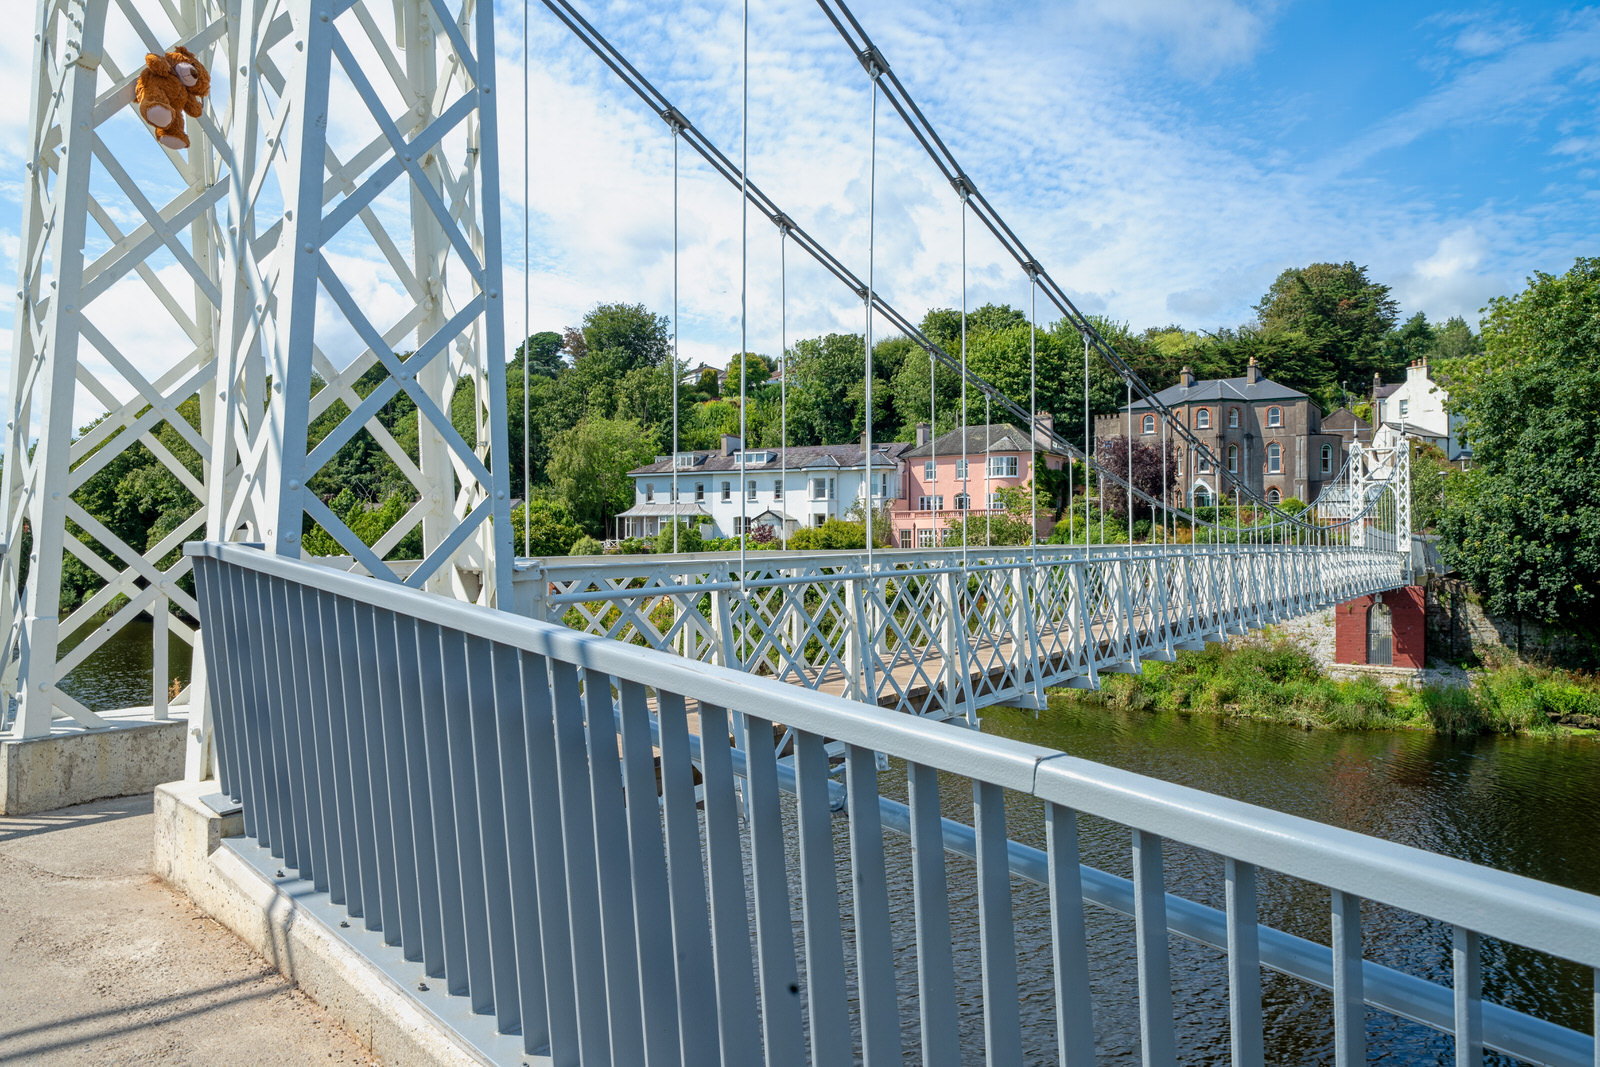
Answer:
top-left (547, 417), bottom-right (658, 535)
top-left (1094, 434), bottom-right (1180, 523)
top-left (510, 496), bottom-right (585, 556)
top-left (942, 485), bottom-right (1038, 546)
top-left (1253, 262), bottom-right (1400, 404)
top-left (513, 330), bottom-right (565, 377)
top-left (723, 351), bottom-right (773, 395)
top-left (1437, 258), bottom-right (1600, 625)
top-left (578, 302), bottom-right (670, 374)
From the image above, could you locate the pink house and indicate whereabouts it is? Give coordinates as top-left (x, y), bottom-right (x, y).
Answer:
top-left (890, 420), bottom-right (1066, 547)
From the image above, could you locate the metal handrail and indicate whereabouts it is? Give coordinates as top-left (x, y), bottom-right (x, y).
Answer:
top-left (191, 540), bottom-right (1599, 1066)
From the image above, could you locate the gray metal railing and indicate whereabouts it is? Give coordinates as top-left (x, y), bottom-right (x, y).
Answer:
top-left (191, 541), bottom-right (1599, 1067)
top-left (515, 541), bottom-right (1408, 722)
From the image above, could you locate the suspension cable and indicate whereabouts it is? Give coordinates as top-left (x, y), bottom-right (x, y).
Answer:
top-left (959, 188), bottom-right (968, 567)
top-left (738, 0), bottom-right (748, 585)
top-left (865, 57), bottom-right (878, 572)
top-left (671, 122), bottom-right (680, 553)
top-left (779, 225), bottom-right (787, 545)
top-left (522, 0), bottom-right (531, 556)
top-left (1028, 269), bottom-right (1037, 563)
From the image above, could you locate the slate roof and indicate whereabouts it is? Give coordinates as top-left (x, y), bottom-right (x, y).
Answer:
top-left (903, 424), bottom-right (1063, 460)
top-left (1119, 375), bottom-right (1306, 412)
top-left (1373, 382), bottom-right (1402, 399)
top-left (629, 441), bottom-right (910, 477)
top-left (1321, 407), bottom-right (1370, 433)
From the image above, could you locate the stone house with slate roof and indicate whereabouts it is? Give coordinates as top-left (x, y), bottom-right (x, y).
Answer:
top-left (621, 435), bottom-right (909, 540)
top-left (1093, 357), bottom-right (1347, 509)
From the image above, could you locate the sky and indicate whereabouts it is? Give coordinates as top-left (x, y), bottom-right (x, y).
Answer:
top-left (2, 0), bottom-right (1597, 423)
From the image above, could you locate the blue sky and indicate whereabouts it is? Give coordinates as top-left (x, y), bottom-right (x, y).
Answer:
top-left (2, 0), bottom-right (1596, 416)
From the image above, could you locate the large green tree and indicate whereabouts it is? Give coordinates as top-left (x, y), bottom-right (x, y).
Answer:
top-left (548, 416), bottom-right (659, 535)
top-left (1253, 261), bottom-right (1401, 404)
top-left (1437, 258), bottom-right (1600, 624)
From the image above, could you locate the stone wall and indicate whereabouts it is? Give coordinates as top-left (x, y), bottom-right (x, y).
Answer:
top-left (1424, 577), bottom-right (1597, 670)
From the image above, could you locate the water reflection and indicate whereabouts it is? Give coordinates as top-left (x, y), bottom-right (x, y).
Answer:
top-left (57, 620), bottom-right (193, 712)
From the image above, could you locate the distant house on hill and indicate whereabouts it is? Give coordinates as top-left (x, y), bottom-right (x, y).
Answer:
top-left (1094, 357), bottom-right (1349, 508)
top-left (1371, 359), bottom-right (1470, 464)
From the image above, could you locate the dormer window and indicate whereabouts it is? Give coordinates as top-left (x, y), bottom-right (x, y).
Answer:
top-left (1267, 406), bottom-right (1282, 428)
top-left (674, 453), bottom-right (698, 469)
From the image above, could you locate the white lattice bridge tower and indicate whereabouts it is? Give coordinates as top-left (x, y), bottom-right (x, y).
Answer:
top-left (3, 0), bottom-right (512, 748)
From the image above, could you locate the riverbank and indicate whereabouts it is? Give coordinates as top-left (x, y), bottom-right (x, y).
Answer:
top-left (1050, 635), bottom-right (1600, 737)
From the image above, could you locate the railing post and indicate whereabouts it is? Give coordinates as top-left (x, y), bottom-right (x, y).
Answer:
top-left (939, 569), bottom-right (968, 722)
top-left (710, 580), bottom-right (738, 669)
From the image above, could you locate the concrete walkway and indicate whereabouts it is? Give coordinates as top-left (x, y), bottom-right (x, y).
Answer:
top-left (0, 794), bottom-right (372, 1065)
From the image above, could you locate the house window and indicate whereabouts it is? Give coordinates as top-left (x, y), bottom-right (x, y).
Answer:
top-left (1399, 399), bottom-right (1410, 418)
top-left (735, 516), bottom-right (749, 535)
top-left (918, 528), bottom-right (936, 548)
top-left (987, 456), bottom-right (1018, 478)
top-left (1142, 414), bottom-right (1155, 434)
top-left (746, 480), bottom-right (758, 502)
top-left (1267, 487), bottom-right (1282, 506)
top-left (1227, 444), bottom-right (1239, 473)
top-left (1198, 452), bottom-right (1212, 474)
top-left (721, 481), bottom-right (732, 502)
top-left (670, 484), bottom-right (678, 502)
top-left (898, 530), bottom-right (913, 547)
top-left (988, 492), bottom-right (1006, 511)
top-left (956, 458), bottom-right (969, 480)
top-left (1267, 406), bottom-right (1281, 427)
top-left (1193, 485), bottom-right (1212, 507)
top-left (695, 482), bottom-right (705, 502)
top-left (1320, 444), bottom-right (1333, 474)
top-left (1195, 408), bottom-right (1211, 429)
top-left (955, 493), bottom-right (970, 511)
top-left (644, 483), bottom-right (654, 502)
top-left (773, 479), bottom-right (782, 498)
top-left (810, 478), bottom-right (827, 501)
top-left (917, 495), bottom-right (944, 511)
top-left (1267, 442), bottom-right (1281, 473)
top-left (1228, 408), bottom-right (1240, 428)
top-left (674, 453), bottom-right (697, 469)
top-left (923, 460), bottom-right (936, 481)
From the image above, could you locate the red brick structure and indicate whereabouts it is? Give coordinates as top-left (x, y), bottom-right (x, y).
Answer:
top-left (1335, 587), bottom-right (1426, 668)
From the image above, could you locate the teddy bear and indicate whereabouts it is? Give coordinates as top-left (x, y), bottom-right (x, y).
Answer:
top-left (134, 46), bottom-right (211, 151)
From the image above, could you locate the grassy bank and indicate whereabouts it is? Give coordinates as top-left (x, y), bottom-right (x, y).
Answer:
top-left (1059, 636), bottom-right (1600, 737)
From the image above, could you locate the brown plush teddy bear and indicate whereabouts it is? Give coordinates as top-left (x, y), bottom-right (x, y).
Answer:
top-left (134, 47), bottom-right (211, 150)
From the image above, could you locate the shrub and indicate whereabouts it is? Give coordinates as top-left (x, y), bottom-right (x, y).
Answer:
top-left (653, 520), bottom-right (704, 554)
top-left (568, 535), bottom-right (603, 556)
top-left (612, 537), bottom-right (652, 555)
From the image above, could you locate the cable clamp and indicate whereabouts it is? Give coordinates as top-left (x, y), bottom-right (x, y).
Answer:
top-left (859, 46), bottom-right (886, 78)
top-left (660, 106), bottom-right (687, 132)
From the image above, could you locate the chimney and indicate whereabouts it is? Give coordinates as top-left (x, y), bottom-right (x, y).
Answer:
top-left (1035, 411), bottom-right (1055, 443)
top-left (720, 433), bottom-right (742, 457)
top-left (915, 421), bottom-right (931, 447)
top-left (1246, 356), bottom-right (1261, 385)
top-left (1179, 366), bottom-right (1194, 389)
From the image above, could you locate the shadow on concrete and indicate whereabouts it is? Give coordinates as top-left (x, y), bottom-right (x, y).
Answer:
top-left (0, 792), bottom-right (153, 845)
top-left (0, 975), bottom-right (282, 1060)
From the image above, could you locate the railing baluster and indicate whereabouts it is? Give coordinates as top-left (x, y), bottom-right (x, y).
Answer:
top-left (372, 609), bottom-right (421, 955)
top-left (465, 635), bottom-right (519, 1030)
top-left (350, 600), bottom-right (400, 946)
top-left (302, 588), bottom-right (347, 903)
top-left (583, 667), bottom-right (645, 1064)
top-left (656, 689), bottom-right (720, 1066)
top-left (1453, 926), bottom-right (1482, 1067)
top-left (617, 680), bottom-right (682, 1064)
top-left (520, 652), bottom-right (581, 1064)
top-left (250, 570), bottom-right (294, 862)
top-left (233, 565), bottom-right (275, 851)
top-left (698, 702), bottom-right (762, 1065)
top-left (274, 578), bottom-right (324, 892)
top-left (795, 729), bottom-right (849, 1066)
top-left (974, 780), bottom-right (1021, 1066)
top-left (549, 658), bottom-right (613, 1064)
top-left (1331, 889), bottom-right (1365, 1066)
top-left (442, 632), bottom-right (494, 1013)
top-left (416, 621), bottom-right (467, 985)
top-left (746, 715), bottom-right (805, 1065)
top-left (329, 597), bottom-right (380, 926)
top-left (1132, 829), bottom-right (1176, 1067)
top-left (907, 761), bottom-right (959, 1067)
top-left (208, 558), bottom-right (255, 829)
top-left (848, 744), bottom-right (903, 1065)
top-left (264, 576), bottom-right (309, 876)
top-left (1225, 858), bottom-right (1264, 1067)
top-left (1045, 804), bottom-right (1095, 1066)
top-left (391, 616), bottom-right (441, 970)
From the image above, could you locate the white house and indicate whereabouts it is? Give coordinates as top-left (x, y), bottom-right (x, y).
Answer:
top-left (618, 435), bottom-right (908, 540)
top-left (1373, 359), bottom-right (1470, 463)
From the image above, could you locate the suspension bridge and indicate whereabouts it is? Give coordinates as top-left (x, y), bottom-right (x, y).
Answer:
top-left (5, 0), bottom-right (1598, 1065)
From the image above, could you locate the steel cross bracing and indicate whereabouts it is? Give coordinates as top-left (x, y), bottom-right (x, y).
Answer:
top-left (1, 0), bottom-right (231, 735)
top-left (3, 0), bottom-right (512, 740)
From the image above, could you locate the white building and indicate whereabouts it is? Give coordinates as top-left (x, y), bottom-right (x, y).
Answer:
top-left (618, 435), bottom-right (908, 540)
top-left (1373, 359), bottom-right (1470, 463)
